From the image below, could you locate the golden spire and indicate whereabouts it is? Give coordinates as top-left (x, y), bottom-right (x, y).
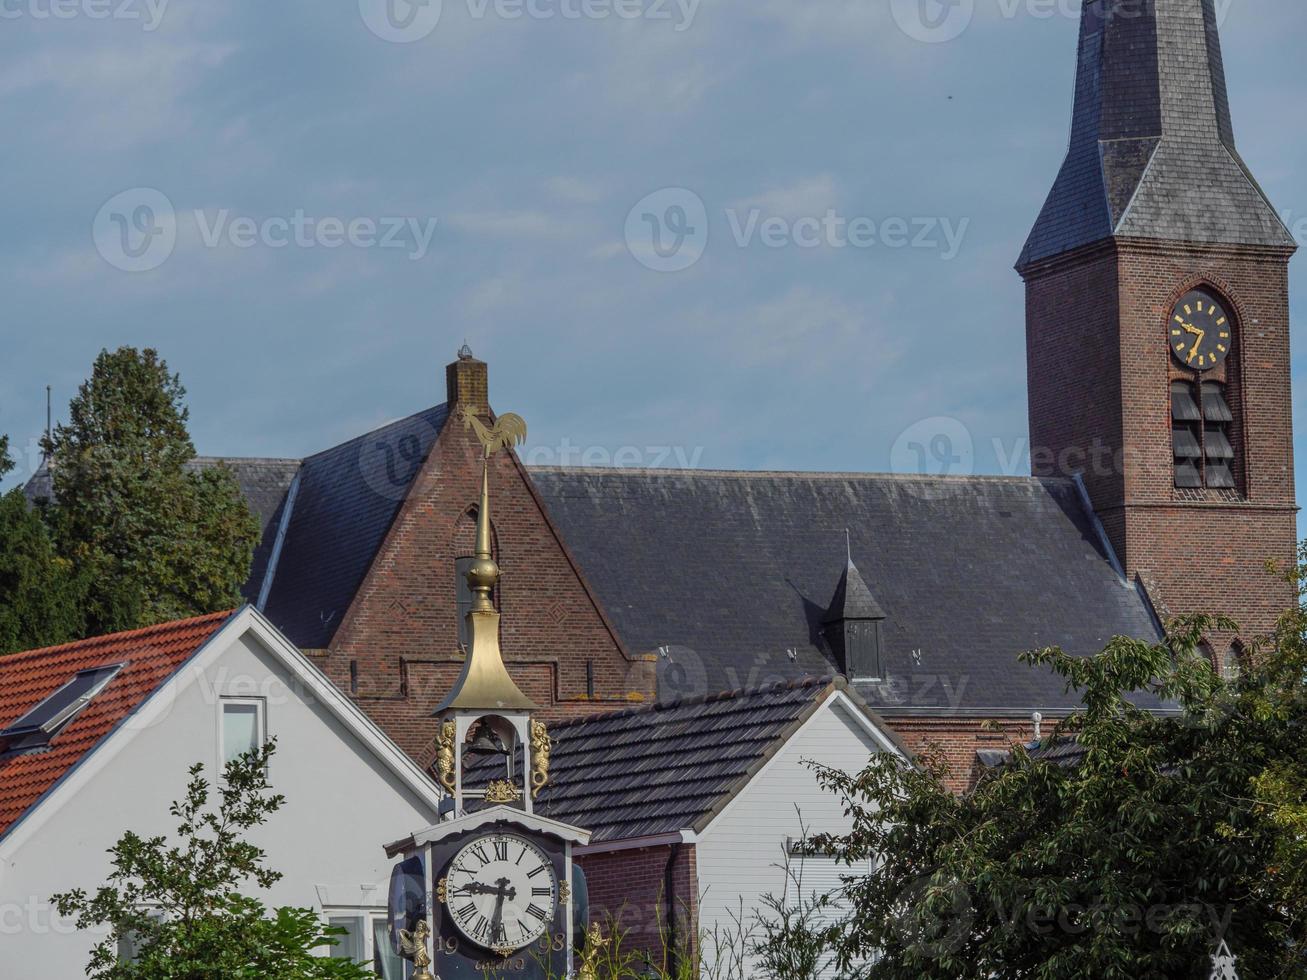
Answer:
top-left (435, 425), bottom-right (538, 714)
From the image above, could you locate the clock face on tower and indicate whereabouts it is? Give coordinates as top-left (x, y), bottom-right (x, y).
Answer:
top-left (444, 833), bottom-right (558, 954)
top-left (1169, 289), bottom-right (1232, 371)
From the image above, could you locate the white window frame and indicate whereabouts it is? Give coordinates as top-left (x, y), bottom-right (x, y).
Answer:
top-left (218, 697), bottom-right (267, 771)
top-left (321, 907), bottom-right (398, 976)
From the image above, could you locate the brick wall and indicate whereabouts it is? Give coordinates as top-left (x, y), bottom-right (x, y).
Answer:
top-left (885, 716), bottom-right (1039, 792)
top-left (578, 844), bottom-right (699, 968)
top-left (319, 362), bottom-right (657, 768)
top-left (1023, 240), bottom-right (1297, 664)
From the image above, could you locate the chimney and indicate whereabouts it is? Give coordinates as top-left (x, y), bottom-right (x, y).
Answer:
top-left (446, 344), bottom-right (488, 414)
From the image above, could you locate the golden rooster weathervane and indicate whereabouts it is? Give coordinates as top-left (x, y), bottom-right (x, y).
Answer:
top-left (458, 405), bottom-right (528, 459)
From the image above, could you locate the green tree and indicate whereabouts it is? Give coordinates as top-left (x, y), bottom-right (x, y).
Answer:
top-left (0, 435), bottom-right (86, 653)
top-left (810, 610), bottom-right (1307, 979)
top-left (52, 743), bottom-right (373, 980)
top-left (44, 348), bottom-right (259, 634)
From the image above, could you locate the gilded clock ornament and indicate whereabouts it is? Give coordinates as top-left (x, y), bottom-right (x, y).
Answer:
top-left (530, 720), bottom-right (551, 798)
top-left (1169, 289), bottom-right (1232, 371)
top-left (436, 721), bottom-right (457, 793)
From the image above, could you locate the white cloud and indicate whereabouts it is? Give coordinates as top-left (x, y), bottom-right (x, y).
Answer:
top-left (731, 175), bottom-right (840, 220)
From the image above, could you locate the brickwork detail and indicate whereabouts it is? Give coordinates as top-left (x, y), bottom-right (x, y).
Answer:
top-left (578, 845), bottom-right (698, 966)
top-left (1024, 241), bottom-right (1297, 656)
top-left (320, 367), bottom-right (656, 768)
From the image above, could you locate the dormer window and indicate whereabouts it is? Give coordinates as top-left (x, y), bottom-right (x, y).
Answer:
top-left (823, 553), bottom-right (887, 683)
top-left (0, 664), bottom-right (124, 755)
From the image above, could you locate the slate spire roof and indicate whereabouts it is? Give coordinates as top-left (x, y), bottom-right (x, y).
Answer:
top-left (1019, 0), bottom-right (1294, 268)
top-left (824, 555), bottom-right (886, 623)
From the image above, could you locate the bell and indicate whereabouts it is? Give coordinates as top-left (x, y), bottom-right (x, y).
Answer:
top-left (465, 727), bottom-right (508, 759)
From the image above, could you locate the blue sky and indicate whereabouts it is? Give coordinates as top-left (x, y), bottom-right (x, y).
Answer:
top-left (2, 1), bottom-right (1305, 514)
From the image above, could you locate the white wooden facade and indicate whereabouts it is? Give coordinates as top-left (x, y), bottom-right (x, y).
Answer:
top-left (0, 608), bottom-right (444, 979)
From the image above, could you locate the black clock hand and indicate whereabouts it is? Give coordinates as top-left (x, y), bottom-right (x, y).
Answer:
top-left (489, 877), bottom-right (514, 945)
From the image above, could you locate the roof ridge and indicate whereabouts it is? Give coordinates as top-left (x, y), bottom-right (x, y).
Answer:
top-left (530, 466), bottom-right (1065, 485)
top-left (191, 456), bottom-right (303, 466)
top-left (548, 675), bottom-right (836, 732)
top-left (300, 404), bottom-right (447, 464)
top-left (0, 610), bottom-right (236, 667)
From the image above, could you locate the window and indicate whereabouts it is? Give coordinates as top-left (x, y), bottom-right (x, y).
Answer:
top-left (325, 911), bottom-right (405, 978)
top-left (0, 664), bottom-right (124, 754)
top-left (846, 621), bottom-right (883, 682)
top-left (221, 699), bottom-right (265, 765)
top-left (1172, 380), bottom-right (1236, 490)
top-left (455, 556), bottom-right (475, 649)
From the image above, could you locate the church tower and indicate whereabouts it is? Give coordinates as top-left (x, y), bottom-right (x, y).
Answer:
top-left (1018, 0), bottom-right (1297, 663)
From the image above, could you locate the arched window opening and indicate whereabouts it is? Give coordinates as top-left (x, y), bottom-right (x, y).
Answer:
top-left (1172, 380), bottom-right (1236, 490)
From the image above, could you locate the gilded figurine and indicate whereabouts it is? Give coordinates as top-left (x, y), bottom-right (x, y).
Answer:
top-left (398, 918), bottom-right (436, 980)
top-left (458, 405), bottom-right (528, 459)
top-left (578, 923), bottom-right (609, 980)
top-left (436, 721), bottom-right (457, 793)
top-left (530, 719), bottom-right (551, 798)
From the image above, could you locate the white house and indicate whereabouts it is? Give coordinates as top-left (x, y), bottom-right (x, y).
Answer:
top-left (532, 676), bottom-right (908, 976)
top-left (0, 606), bottom-right (445, 978)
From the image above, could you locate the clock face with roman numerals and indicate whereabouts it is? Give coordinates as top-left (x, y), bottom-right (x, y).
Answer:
top-left (444, 833), bottom-right (557, 953)
top-left (1170, 289), bottom-right (1233, 372)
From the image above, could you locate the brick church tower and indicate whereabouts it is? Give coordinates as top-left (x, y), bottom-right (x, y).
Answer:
top-left (1018, 0), bottom-right (1298, 665)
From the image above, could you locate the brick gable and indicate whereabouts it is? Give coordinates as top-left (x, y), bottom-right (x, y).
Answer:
top-left (319, 370), bottom-right (655, 768)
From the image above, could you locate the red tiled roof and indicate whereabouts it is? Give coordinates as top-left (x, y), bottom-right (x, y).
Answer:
top-left (0, 611), bottom-right (235, 841)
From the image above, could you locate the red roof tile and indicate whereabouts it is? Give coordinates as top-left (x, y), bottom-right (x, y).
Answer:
top-left (0, 611), bottom-right (235, 841)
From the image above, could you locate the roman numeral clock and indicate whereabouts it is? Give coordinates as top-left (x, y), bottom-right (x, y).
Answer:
top-left (383, 411), bottom-right (590, 979)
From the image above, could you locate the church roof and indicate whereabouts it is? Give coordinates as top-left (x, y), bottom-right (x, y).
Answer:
top-left (1018, 0), bottom-right (1293, 268)
top-left (529, 467), bottom-right (1166, 715)
top-left (259, 405), bottom-right (448, 648)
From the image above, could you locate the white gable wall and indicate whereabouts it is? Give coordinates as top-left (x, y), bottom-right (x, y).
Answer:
top-left (0, 616), bottom-right (442, 978)
top-left (694, 696), bottom-right (888, 974)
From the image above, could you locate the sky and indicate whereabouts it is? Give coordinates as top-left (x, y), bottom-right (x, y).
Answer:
top-left (2, 0), bottom-right (1306, 513)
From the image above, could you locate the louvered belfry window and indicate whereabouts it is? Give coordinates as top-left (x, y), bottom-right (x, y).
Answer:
top-left (1172, 380), bottom-right (1235, 489)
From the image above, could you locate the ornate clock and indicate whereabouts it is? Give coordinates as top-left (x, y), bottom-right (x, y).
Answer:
top-left (1169, 289), bottom-right (1232, 371)
top-left (444, 832), bottom-right (558, 955)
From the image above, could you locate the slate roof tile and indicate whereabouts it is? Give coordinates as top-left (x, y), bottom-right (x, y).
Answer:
top-left (529, 468), bottom-right (1165, 714)
top-left (520, 678), bottom-right (839, 842)
top-left (261, 406), bottom-right (449, 648)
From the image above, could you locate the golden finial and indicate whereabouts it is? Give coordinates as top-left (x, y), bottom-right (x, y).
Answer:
top-left (435, 415), bottom-right (538, 714)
